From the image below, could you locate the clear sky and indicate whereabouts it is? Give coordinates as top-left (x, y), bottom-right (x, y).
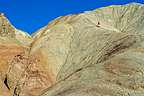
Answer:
top-left (0, 0), bottom-right (144, 34)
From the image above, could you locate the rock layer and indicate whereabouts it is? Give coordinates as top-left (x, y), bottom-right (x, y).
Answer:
top-left (1, 3), bottom-right (144, 96)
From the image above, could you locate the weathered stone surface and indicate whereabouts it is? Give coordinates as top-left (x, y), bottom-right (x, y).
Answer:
top-left (0, 13), bottom-right (33, 96)
top-left (1, 2), bottom-right (144, 96)
top-left (37, 3), bottom-right (144, 96)
top-left (0, 79), bottom-right (11, 96)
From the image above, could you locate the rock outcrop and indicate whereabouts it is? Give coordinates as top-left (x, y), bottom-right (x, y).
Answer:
top-left (1, 3), bottom-right (144, 96)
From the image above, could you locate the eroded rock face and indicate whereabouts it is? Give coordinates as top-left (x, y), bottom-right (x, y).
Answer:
top-left (34, 3), bottom-right (144, 96)
top-left (6, 51), bottom-right (54, 96)
top-left (0, 79), bottom-right (11, 96)
top-left (1, 3), bottom-right (144, 96)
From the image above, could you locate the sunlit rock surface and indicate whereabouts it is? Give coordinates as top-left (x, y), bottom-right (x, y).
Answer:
top-left (1, 3), bottom-right (144, 96)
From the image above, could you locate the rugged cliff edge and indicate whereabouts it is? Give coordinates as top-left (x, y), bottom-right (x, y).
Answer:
top-left (0, 3), bottom-right (144, 96)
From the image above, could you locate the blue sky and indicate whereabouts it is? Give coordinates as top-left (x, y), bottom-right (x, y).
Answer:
top-left (0, 0), bottom-right (144, 34)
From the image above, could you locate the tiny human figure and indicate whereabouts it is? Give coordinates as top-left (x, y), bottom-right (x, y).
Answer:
top-left (0, 13), bottom-right (4, 16)
top-left (96, 21), bottom-right (100, 27)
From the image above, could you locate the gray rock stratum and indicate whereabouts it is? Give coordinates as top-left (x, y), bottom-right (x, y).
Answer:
top-left (0, 3), bottom-right (144, 96)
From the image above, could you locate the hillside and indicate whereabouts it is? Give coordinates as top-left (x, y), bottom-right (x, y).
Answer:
top-left (0, 3), bottom-right (144, 96)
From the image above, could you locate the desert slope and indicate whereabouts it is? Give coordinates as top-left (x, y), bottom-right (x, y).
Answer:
top-left (34, 3), bottom-right (144, 96)
top-left (1, 3), bottom-right (144, 96)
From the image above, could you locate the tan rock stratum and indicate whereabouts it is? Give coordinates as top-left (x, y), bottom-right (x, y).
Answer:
top-left (0, 3), bottom-right (144, 96)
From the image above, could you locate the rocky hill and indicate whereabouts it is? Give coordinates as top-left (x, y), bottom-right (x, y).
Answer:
top-left (0, 3), bottom-right (144, 96)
